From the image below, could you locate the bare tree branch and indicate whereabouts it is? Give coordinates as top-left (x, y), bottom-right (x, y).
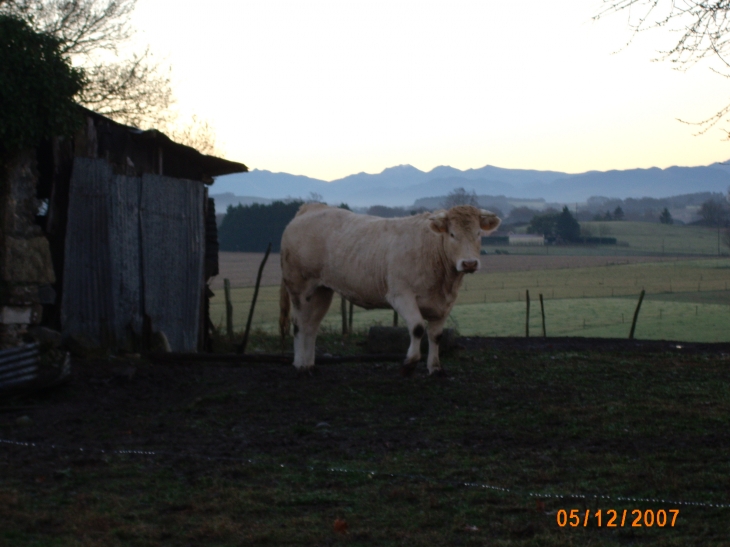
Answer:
top-left (597, 1), bottom-right (730, 134)
top-left (1, 0), bottom-right (136, 56)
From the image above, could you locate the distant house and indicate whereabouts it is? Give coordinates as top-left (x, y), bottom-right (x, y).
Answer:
top-left (1, 107), bottom-right (247, 351)
top-left (508, 233), bottom-right (545, 246)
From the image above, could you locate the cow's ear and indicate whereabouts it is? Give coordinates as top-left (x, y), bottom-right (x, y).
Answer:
top-left (429, 211), bottom-right (449, 233)
top-left (479, 210), bottom-right (501, 235)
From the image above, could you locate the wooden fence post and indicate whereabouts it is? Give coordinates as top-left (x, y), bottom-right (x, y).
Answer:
top-left (525, 290), bottom-right (530, 337)
top-left (341, 294), bottom-right (348, 335)
top-left (348, 300), bottom-right (354, 332)
top-left (628, 289), bottom-right (645, 340)
top-left (393, 310), bottom-right (398, 327)
top-left (224, 278), bottom-right (233, 341)
top-left (238, 242), bottom-right (272, 354)
top-left (539, 293), bottom-right (546, 337)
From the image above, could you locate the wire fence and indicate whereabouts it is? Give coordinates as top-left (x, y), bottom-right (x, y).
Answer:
top-left (2, 437), bottom-right (728, 509)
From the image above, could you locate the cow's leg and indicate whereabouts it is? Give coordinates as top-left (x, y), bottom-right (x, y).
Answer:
top-left (292, 285), bottom-right (334, 371)
top-left (426, 317), bottom-right (447, 376)
top-left (388, 293), bottom-right (426, 376)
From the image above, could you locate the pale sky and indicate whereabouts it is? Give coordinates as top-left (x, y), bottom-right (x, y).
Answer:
top-left (132, 0), bottom-right (730, 181)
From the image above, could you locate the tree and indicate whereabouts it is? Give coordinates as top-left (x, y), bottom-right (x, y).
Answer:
top-left (659, 207), bottom-right (673, 224)
top-left (0, 0), bottom-right (216, 153)
top-left (597, 1), bottom-right (730, 134)
top-left (613, 206), bottom-right (625, 220)
top-left (506, 206), bottom-right (539, 224)
top-left (218, 201), bottom-right (304, 253)
top-left (527, 212), bottom-right (559, 237)
top-left (699, 199), bottom-right (730, 227)
top-left (0, 14), bottom-right (84, 156)
top-left (442, 187), bottom-right (479, 209)
top-left (555, 206), bottom-right (581, 241)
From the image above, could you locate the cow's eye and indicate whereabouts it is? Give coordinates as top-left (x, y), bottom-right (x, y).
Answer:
top-left (449, 232), bottom-right (455, 239)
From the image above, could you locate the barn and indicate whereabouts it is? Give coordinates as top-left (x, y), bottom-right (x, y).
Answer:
top-left (0, 107), bottom-right (247, 353)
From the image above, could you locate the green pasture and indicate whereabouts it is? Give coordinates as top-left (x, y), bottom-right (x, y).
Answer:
top-left (493, 221), bottom-right (728, 256)
top-left (210, 258), bottom-right (730, 342)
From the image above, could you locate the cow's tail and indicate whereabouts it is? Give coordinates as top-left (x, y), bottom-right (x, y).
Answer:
top-left (279, 280), bottom-right (291, 341)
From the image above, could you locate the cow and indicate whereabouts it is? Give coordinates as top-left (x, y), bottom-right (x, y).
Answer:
top-left (279, 203), bottom-right (501, 375)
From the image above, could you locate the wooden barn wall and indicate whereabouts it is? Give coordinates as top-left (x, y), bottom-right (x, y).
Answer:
top-left (62, 157), bottom-right (205, 352)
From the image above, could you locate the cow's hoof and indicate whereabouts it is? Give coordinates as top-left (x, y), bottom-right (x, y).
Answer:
top-left (295, 366), bottom-right (314, 376)
top-left (401, 362), bottom-right (417, 377)
top-left (430, 368), bottom-right (447, 378)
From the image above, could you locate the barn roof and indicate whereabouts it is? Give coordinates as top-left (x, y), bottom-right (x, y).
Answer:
top-left (78, 107), bottom-right (247, 184)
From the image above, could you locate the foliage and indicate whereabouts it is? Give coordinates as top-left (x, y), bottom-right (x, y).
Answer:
top-left (0, 0), bottom-right (174, 131)
top-left (526, 211), bottom-right (558, 237)
top-left (555, 206), bottom-right (582, 241)
top-left (699, 199), bottom-right (730, 227)
top-left (441, 187), bottom-right (478, 209)
top-left (0, 0), bottom-right (218, 155)
top-left (218, 200), bottom-right (304, 252)
top-left (659, 207), bottom-right (673, 225)
top-left (0, 14), bottom-right (84, 156)
top-left (505, 206), bottom-right (540, 224)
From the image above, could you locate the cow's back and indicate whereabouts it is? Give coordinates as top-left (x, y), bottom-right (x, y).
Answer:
top-left (281, 206), bottom-right (440, 308)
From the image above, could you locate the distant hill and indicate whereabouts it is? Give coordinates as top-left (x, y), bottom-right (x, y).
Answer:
top-left (211, 161), bottom-right (730, 209)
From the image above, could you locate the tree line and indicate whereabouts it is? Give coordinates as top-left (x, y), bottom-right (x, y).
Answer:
top-left (218, 200), bottom-right (351, 252)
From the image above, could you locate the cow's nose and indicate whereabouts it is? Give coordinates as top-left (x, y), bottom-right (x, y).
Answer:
top-left (462, 260), bottom-right (478, 272)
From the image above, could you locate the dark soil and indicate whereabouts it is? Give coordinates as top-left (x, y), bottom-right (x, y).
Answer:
top-left (2, 335), bottom-right (730, 546)
top-left (2, 336), bottom-right (729, 469)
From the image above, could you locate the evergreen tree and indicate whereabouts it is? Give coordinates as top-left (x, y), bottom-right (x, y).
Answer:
top-left (613, 206), bottom-right (625, 220)
top-left (555, 206), bottom-right (581, 241)
top-left (659, 207), bottom-right (673, 225)
top-left (218, 200), bottom-right (304, 252)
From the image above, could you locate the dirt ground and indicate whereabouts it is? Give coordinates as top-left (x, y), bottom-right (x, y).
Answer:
top-left (211, 252), bottom-right (689, 289)
top-left (2, 336), bottom-right (730, 545)
top-left (2, 336), bottom-right (728, 468)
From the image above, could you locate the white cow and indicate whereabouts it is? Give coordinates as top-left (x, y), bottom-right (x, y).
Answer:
top-left (279, 203), bottom-right (501, 375)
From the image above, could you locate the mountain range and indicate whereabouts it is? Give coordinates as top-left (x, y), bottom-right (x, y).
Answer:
top-left (210, 161), bottom-right (730, 209)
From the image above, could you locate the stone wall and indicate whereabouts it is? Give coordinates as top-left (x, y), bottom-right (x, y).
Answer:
top-left (0, 149), bottom-right (56, 347)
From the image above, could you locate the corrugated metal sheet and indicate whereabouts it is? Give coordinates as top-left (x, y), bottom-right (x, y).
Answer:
top-left (140, 173), bottom-right (204, 352)
top-left (62, 157), bottom-right (205, 352)
top-left (61, 158), bottom-right (116, 346)
top-left (0, 344), bottom-right (39, 391)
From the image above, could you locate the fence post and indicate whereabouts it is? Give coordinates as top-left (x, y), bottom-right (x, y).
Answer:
top-left (238, 242), bottom-right (272, 354)
top-left (348, 300), bottom-right (354, 332)
top-left (224, 278), bottom-right (233, 342)
top-left (525, 290), bottom-right (530, 337)
top-left (539, 293), bottom-right (546, 337)
top-left (341, 294), bottom-right (348, 335)
top-left (393, 310), bottom-right (398, 327)
top-left (628, 289), bottom-right (645, 340)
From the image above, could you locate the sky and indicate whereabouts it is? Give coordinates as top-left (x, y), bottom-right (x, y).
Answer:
top-left (131, 0), bottom-right (730, 181)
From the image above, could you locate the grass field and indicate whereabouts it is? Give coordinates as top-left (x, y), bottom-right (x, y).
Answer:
top-left (495, 221), bottom-right (728, 256)
top-left (2, 334), bottom-right (729, 545)
top-left (210, 257), bottom-right (730, 343)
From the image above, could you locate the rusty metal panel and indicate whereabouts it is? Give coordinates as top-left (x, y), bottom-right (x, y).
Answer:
top-left (140, 174), bottom-right (205, 352)
top-left (61, 157), bottom-right (116, 346)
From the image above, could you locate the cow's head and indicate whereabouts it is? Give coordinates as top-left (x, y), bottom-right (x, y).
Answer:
top-left (429, 206), bottom-right (501, 273)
